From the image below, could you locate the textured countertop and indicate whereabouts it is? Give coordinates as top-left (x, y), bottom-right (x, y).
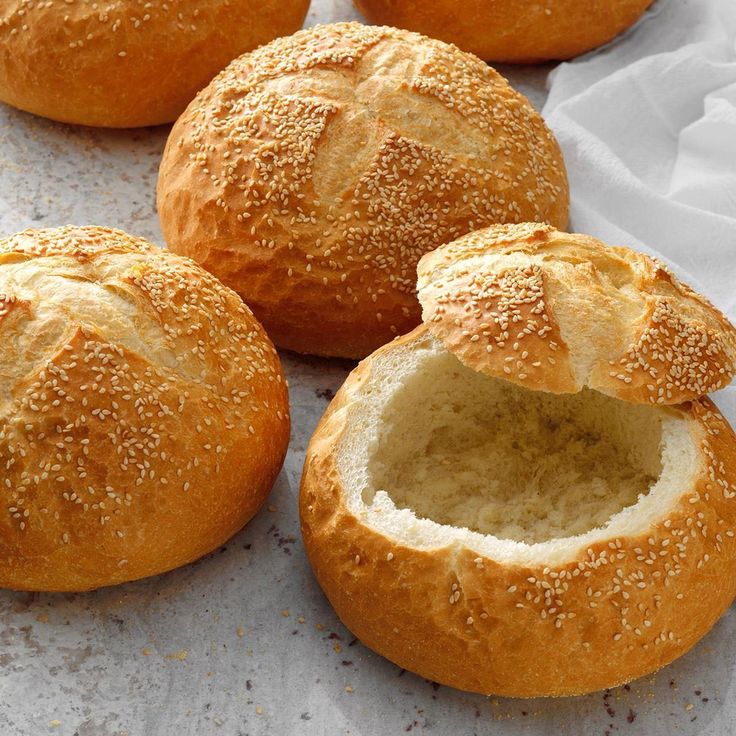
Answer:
top-left (0, 1), bottom-right (734, 735)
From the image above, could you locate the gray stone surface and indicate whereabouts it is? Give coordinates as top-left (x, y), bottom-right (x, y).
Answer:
top-left (0, 2), bottom-right (733, 734)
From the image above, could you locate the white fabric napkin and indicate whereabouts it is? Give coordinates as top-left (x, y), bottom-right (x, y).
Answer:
top-left (543, 0), bottom-right (736, 420)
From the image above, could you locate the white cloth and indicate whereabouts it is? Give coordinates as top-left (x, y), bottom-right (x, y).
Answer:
top-left (543, 0), bottom-right (736, 421)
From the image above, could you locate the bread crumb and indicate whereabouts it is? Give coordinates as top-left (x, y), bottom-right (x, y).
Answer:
top-left (281, 610), bottom-right (289, 617)
top-left (334, 643), bottom-right (342, 653)
top-left (142, 647), bottom-right (151, 656)
top-left (297, 616), bottom-right (306, 624)
top-left (36, 613), bottom-right (49, 623)
top-left (236, 627), bottom-right (245, 638)
top-left (255, 706), bottom-right (263, 715)
top-left (165, 649), bottom-right (188, 661)
top-left (685, 703), bottom-right (694, 711)
top-left (345, 685), bottom-right (354, 693)
top-left (50, 721), bottom-right (61, 729)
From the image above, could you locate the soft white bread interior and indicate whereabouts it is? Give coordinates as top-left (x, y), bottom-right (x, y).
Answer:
top-left (301, 327), bottom-right (736, 696)
top-left (369, 352), bottom-right (664, 545)
top-left (0, 226), bottom-right (289, 591)
top-left (157, 22), bottom-right (569, 359)
top-left (418, 223), bottom-right (736, 405)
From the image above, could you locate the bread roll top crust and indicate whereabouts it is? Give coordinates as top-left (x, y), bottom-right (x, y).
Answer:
top-left (418, 223), bottom-right (736, 405)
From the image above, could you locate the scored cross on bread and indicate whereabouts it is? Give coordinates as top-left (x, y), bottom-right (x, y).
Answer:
top-left (0, 226), bottom-right (289, 591)
top-left (157, 23), bottom-right (569, 359)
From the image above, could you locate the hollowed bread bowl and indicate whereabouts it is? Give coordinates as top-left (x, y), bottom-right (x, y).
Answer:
top-left (300, 223), bottom-right (736, 696)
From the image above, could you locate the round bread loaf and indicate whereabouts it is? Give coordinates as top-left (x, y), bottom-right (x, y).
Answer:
top-left (353, 0), bottom-right (655, 62)
top-left (300, 226), bottom-right (736, 696)
top-left (0, 226), bottom-right (289, 591)
top-left (157, 22), bottom-right (569, 359)
top-left (0, 0), bottom-right (309, 127)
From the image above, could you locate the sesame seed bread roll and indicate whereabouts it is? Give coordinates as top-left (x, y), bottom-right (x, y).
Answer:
top-left (157, 22), bottom-right (569, 359)
top-left (300, 226), bottom-right (736, 697)
top-left (418, 223), bottom-right (736, 405)
top-left (0, 0), bottom-right (309, 128)
top-left (0, 226), bottom-right (289, 591)
top-left (353, 0), bottom-right (654, 63)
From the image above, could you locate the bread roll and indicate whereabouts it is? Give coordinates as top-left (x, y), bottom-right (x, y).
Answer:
top-left (0, 226), bottom-right (289, 591)
top-left (157, 22), bottom-right (569, 359)
top-left (300, 226), bottom-right (736, 697)
top-left (0, 0), bottom-right (309, 127)
top-left (353, 0), bottom-right (655, 62)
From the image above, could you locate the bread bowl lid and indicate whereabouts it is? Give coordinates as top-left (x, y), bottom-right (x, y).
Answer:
top-left (417, 223), bottom-right (736, 405)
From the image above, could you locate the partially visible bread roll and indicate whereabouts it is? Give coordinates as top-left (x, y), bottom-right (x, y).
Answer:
top-left (0, 226), bottom-right (289, 591)
top-left (353, 0), bottom-right (655, 62)
top-left (157, 22), bottom-right (569, 359)
top-left (0, 0), bottom-right (309, 127)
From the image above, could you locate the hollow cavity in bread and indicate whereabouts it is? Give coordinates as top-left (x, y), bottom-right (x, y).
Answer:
top-left (338, 334), bottom-right (699, 567)
top-left (368, 348), bottom-right (663, 543)
top-left (301, 239), bottom-right (736, 695)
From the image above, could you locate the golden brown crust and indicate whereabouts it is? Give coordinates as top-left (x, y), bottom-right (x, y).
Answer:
top-left (300, 328), bottom-right (736, 697)
top-left (0, 0), bottom-right (309, 127)
top-left (0, 226), bottom-right (289, 591)
top-left (353, 0), bottom-right (655, 62)
top-left (420, 261), bottom-right (577, 394)
top-left (157, 22), bottom-right (569, 359)
top-left (417, 224), bottom-right (736, 404)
